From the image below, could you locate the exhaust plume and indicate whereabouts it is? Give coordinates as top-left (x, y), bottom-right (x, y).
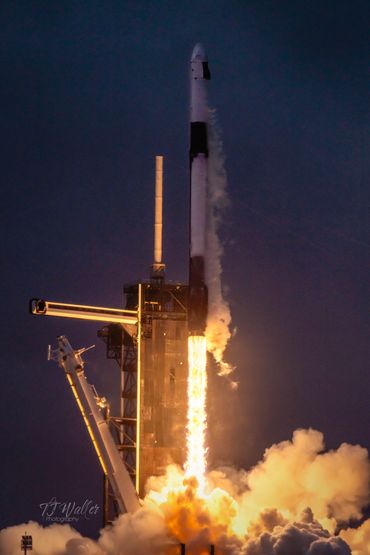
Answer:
top-left (2, 429), bottom-right (369, 554)
top-left (205, 110), bottom-right (235, 381)
top-left (146, 429), bottom-right (369, 553)
top-left (185, 335), bottom-right (208, 492)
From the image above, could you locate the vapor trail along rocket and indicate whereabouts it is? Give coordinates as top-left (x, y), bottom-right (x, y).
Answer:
top-left (188, 43), bottom-right (211, 336)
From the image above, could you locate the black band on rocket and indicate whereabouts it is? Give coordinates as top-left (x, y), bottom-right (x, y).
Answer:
top-left (188, 255), bottom-right (208, 334)
top-left (202, 62), bottom-right (211, 80)
top-left (190, 122), bottom-right (208, 159)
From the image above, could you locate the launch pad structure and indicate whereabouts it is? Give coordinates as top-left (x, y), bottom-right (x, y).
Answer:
top-left (31, 156), bottom-right (189, 523)
top-left (31, 43), bottom-right (213, 529)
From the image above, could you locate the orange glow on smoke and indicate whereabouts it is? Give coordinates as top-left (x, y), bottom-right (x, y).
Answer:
top-left (144, 425), bottom-right (370, 555)
top-left (185, 335), bottom-right (208, 493)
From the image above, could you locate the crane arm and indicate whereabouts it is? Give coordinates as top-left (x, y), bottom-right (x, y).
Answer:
top-left (49, 335), bottom-right (141, 514)
top-left (30, 299), bottom-right (137, 336)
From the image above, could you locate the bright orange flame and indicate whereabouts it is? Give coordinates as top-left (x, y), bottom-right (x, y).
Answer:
top-left (185, 335), bottom-right (208, 492)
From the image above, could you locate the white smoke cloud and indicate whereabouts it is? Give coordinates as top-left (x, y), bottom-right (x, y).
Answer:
top-left (205, 109), bottom-right (235, 382)
top-left (0, 521), bottom-right (81, 555)
top-left (0, 511), bottom-right (169, 555)
top-left (218, 509), bottom-right (352, 555)
top-left (2, 430), bottom-right (369, 555)
top-left (98, 508), bottom-right (168, 555)
top-left (235, 428), bottom-right (370, 527)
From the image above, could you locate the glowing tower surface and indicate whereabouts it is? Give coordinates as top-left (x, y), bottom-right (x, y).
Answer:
top-left (123, 281), bottom-right (188, 497)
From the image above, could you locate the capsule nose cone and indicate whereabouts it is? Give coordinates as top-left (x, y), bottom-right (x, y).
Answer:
top-left (191, 43), bottom-right (207, 61)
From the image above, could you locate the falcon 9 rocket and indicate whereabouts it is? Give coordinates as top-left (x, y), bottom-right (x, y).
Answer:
top-left (188, 43), bottom-right (211, 336)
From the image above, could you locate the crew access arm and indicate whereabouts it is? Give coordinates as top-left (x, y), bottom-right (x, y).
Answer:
top-left (49, 335), bottom-right (140, 514)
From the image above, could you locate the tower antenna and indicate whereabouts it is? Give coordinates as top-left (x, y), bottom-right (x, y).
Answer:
top-left (152, 155), bottom-right (165, 278)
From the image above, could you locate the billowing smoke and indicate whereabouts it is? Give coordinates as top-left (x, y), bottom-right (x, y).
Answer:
top-left (0, 521), bottom-right (83, 555)
top-left (2, 429), bottom-right (369, 554)
top-left (0, 510), bottom-right (168, 555)
top-left (205, 109), bottom-right (235, 382)
top-left (231, 428), bottom-right (370, 526)
top-left (145, 429), bottom-right (369, 554)
top-left (339, 519), bottom-right (370, 555)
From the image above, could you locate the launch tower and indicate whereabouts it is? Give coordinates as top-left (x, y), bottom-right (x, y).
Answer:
top-left (31, 156), bottom-right (189, 522)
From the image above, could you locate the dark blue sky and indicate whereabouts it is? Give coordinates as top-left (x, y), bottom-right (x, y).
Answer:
top-left (1, 0), bottom-right (369, 536)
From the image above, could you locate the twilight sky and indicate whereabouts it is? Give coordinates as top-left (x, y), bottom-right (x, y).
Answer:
top-left (1, 0), bottom-right (369, 537)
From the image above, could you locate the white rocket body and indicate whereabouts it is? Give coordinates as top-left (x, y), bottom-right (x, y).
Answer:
top-left (188, 44), bottom-right (210, 335)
